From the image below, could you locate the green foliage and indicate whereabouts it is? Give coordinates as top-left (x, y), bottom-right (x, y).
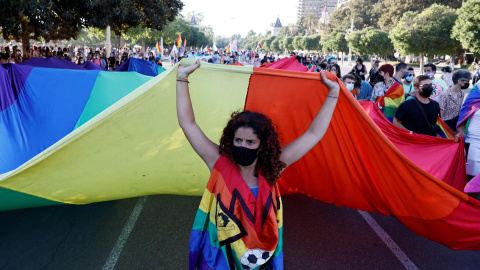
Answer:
top-left (306, 34), bottom-right (321, 51)
top-left (389, 4), bottom-right (461, 58)
top-left (292, 36), bottom-right (303, 51)
top-left (270, 38), bottom-right (282, 52)
top-left (263, 36), bottom-right (276, 51)
top-left (327, 0), bottom-right (381, 33)
top-left (347, 27), bottom-right (393, 56)
top-left (452, 0), bottom-right (480, 53)
top-left (0, 0), bottom-right (182, 51)
top-left (376, 0), bottom-right (462, 31)
top-left (322, 29), bottom-right (348, 53)
top-left (283, 37), bottom-right (295, 51)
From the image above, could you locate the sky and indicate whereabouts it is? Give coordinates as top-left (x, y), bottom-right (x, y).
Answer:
top-left (180, 0), bottom-right (298, 37)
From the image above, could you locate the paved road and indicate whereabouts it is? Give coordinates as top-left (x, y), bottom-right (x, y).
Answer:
top-left (1, 194), bottom-right (478, 269)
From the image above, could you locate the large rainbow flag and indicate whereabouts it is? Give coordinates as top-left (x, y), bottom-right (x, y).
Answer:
top-left (0, 60), bottom-right (479, 251)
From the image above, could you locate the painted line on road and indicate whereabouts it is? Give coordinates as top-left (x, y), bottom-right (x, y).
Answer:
top-left (357, 210), bottom-right (419, 270)
top-left (102, 196), bottom-right (148, 270)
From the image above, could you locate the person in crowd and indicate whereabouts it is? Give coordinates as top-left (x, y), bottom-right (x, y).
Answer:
top-left (472, 60), bottom-right (480, 85)
top-left (367, 60), bottom-right (381, 88)
top-left (349, 72), bottom-right (373, 101)
top-left (393, 62), bottom-right (410, 84)
top-left (352, 57), bottom-right (367, 81)
top-left (393, 75), bottom-right (440, 136)
top-left (76, 57), bottom-right (85, 65)
top-left (107, 52), bottom-right (116, 70)
top-left (178, 60), bottom-right (339, 269)
top-left (371, 64), bottom-right (403, 109)
top-left (438, 69), bottom-right (472, 131)
top-left (424, 63), bottom-right (447, 100)
top-left (318, 63), bottom-right (327, 71)
top-left (92, 52), bottom-right (102, 66)
top-left (329, 63), bottom-right (341, 78)
top-left (342, 74), bottom-right (357, 97)
top-left (441, 66), bottom-right (454, 88)
top-left (403, 67), bottom-right (416, 100)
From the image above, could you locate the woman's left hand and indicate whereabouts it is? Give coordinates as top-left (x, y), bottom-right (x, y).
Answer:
top-left (320, 70), bottom-right (340, 96)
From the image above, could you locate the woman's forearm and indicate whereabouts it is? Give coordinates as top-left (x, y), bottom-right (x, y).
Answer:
top-left (176, 79), bottom-right (196, 128)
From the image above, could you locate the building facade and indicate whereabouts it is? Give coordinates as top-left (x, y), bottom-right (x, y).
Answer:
top-left (297, 0), bottom-right (339, 21)
top-left (272, 17), bottom-right (283, 36)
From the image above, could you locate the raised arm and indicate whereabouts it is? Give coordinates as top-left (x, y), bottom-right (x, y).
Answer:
top-left (280, 71), bottom-right (340, 167)
top-left (177, 59), bottom-right (220, 171)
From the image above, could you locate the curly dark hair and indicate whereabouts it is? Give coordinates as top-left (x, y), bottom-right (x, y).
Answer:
top-left (219, 111), bottom-right (286, 185)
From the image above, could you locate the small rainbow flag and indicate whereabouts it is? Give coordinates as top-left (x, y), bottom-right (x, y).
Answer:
top-left (183, 38), bottom-right (187, 48)
top-left (435, 116), bottom-right (455, 139)
top-left (176, 35), bottom-right (182, 48)
top-left (378, 82), bottom-right (405, 122)
top-left (257, 41), bottom-right (263, 49)
top-left (205, 46), bottom-right (211, 54)
top-left (226, 45), bottom-right (231, 53)
top-left (155, 42), bottom-right (161, 55)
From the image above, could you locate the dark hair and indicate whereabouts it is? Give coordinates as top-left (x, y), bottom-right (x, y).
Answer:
top-left (414, 75), bottom-right (431, 88)
top-left (395, 62), bottom-right (408, 72)
top-left (330, 63), bottom-right (341, 78)
top-left (452, 69), bottom-right (472, 85)
top-left (441, 66), bottom-right (452, 73)
top-left (424, 63), bottom-right (436, 72)
top-left (219, 111), bottom-right (286, 185)
top-left (319, 63), bottom-right (327, 70)
top-left (356, 57), bottom-right (363, 64)
top-left (348, 72), bottom-right (362, 87)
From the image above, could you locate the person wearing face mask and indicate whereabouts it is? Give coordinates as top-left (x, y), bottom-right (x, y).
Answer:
top-left (403, 67), bottom-right (416, 100)
top-left (393, 75), bottom-right (440, 136)
top-left (348, 72), bottom-right (373, 101)
top-left (370, 64), bottom-right (405, 119)
top-left (438, 70), bottom-right (471, 131)
top-left (342, 74), bottom-right (357, 97)
top-left (178, 59), bottom-right (339, 269)
top-left (424, 63), bottom-right (447, 101)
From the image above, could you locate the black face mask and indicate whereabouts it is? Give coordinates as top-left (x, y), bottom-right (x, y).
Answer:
top-left (461, 82), bottom-right (470, 90)
top-left (419, 85), bottom-right (434, 97)
top-left (232, 145), bottom-right (259, 166)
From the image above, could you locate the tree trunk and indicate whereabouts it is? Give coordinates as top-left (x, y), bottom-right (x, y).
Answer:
top-left (419, 53), bottom-right (424, 75)
top-left (116, 33), bottom-right (121, 48)
top-left (341, 52), bottom-right (344, 66)
top-left (450, 54), bottom-right (455, 69)
top-left (21, 34), bottom-right (30, 57)
top-left (142, 38), bottom-right (145, 55)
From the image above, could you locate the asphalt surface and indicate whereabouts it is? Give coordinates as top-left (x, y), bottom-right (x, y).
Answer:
top-left (1, 194), bottom-right (479, 270)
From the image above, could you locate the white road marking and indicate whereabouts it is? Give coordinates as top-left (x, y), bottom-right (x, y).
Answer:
top-left (102, 196), bottom-right (148, 270)
top-left (358, 210), bottom-right (419, 270)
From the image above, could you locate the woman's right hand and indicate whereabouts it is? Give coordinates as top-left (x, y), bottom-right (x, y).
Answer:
top-left (178, 59), bottom-right (201, 77)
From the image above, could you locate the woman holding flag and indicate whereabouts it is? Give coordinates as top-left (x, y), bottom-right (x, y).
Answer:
top-left (177, 59), bottom-right (339, 269)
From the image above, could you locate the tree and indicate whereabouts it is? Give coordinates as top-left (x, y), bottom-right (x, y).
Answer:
top-left (283, 37), bottom-right (295, 52)
top-left (292, 36), bottom-right (303, 51)
top-left (0, 0), bottom-right (183, 53)
top-left (390, 4), bottom-right (462, 72)
top-left (376, 0), bottom-right (462, 31)
top-left (327, 0), bottom-right (381, 33)
top-left (263, 36), bottom-right (276, 52)
top-left (304, 35), bottom-right (321, 51)
top-left (322, 29), bottom-right (348, 53)
top-left (270, 38), bottom-right (282, 52)
top-left (452, 0), bottom-right (480, 53)
top-left (347, 27), bottom-right (394, 58)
